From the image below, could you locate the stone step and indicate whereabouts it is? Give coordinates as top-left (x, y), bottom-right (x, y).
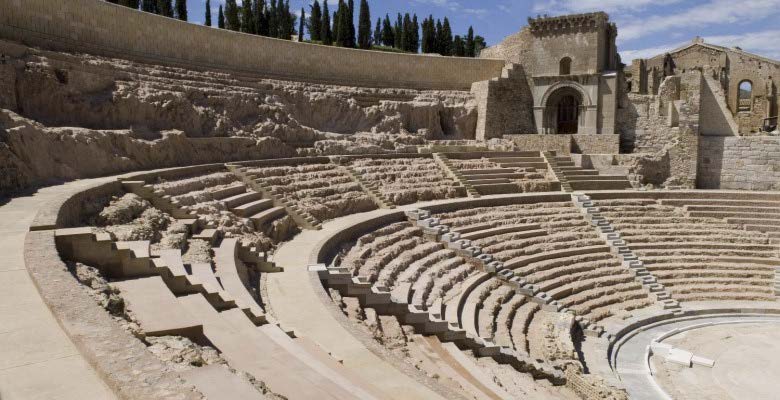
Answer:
top-left (498, 162), bottom-right (548, 170)
top-left (472, 183), bottom-right (519, 195)
top-left (569, 180), bottom-right (633, 191)
top-left (250, 206), bottom-right (287, 228)
top-left (222, 191), bottom-right (264, 209)
top-left (466, 178), bottom-right (512, 185)
top-left (460, 168), bottom-right (516, 176)
top-left (232, 199), bottom-right (274, 217)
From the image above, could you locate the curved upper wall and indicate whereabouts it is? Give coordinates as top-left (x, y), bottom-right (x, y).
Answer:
top-left (0, 0), bottom-right (506, 90)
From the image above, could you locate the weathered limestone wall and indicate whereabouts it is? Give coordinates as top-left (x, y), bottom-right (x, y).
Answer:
top-left (504, 134), bottom-right (619, 154)
top-left (471, 64), bottom-right (536, 139)
top-left (699, 136), bottom-right (780, 190)
top-left (0, 0), bottom-right (505, 90)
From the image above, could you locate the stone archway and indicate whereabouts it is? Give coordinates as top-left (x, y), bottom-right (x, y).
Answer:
top-left (543, 86), bottom-right (585, 134)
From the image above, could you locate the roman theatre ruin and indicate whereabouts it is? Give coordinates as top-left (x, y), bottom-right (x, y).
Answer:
top-left (2, 1), bottom-right (780, 400)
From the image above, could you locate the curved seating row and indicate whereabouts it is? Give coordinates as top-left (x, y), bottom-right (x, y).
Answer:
top-left (346, 156), bottom-right (466, 205)
top-left (434, 202), bottom-right (656, 323)
top-left (591, 196), bottom-right (779, 302)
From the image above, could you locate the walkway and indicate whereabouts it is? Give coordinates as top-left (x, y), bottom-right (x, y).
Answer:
top-left (267, 206), bottom-right (450, 400)
top-left (0, 179), bottom-right (116, 400)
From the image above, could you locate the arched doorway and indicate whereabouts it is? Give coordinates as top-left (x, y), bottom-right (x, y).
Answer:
top-left (556, 94), bottom-right (580, 134)
top-left (543, 86), bottom-right (584, 134)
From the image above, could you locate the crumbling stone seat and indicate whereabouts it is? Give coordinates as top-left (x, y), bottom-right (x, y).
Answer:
top-left (349, 157), bottom-right (465, 205)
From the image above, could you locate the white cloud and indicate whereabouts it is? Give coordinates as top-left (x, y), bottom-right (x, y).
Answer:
top-left (618, 0), bottom-right (780, 43)
top-left (532, 0), bottom-right (683, 15)
top-left (620, 41), bottom-right (688, 62)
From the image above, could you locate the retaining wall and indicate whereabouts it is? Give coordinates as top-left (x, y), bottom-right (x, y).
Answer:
top-left (0, 0), bottom-right (505, 90)
top-left (698, 135), bottom-right (780, 190)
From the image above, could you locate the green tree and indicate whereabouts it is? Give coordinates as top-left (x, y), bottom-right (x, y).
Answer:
top-left (346, 0), bottom-right (356, 48)
top-left (204, 0), bottom-right (212, 26)
top-left (321, 0), bottom-right (332, 45)
top-left (435, 19), bottom-right (443, 54)
top-left (218, 5), bottom-right (225, 28)
top-left (401, 13), bottom-right (411, 52)
top-left (174, 0), bottom-right (186, 20)
top-left (357, 0), bottom-right (371, 49)
top-left (424, 16), bottom-right (437, 53)
top-left (453, 35), bottom-right (465, 57)
top-left (309, 0), bottom-right (322, 42)
top-left (241, 0), bottom-right (254, 33)
top-left (465, 26), bottom-right (475, 57)
top-left (107, 0), bottom-right (118, 4)
top-left (335, 0), bottom-right (349, 46)
top-left (225, 0), bottom-right (240, 30)
top-left (141, 0), bottom-right (156, 13)
top-left (394, 14), bottom-right (402, 49)
top-left (268, 0), bottom-right (278, 37)
top-left (373, 18), bottom-right (381, 47)
top-left (299, 8), bottom-right (305, 41)
top-left (118, 0), bottom-right (140, 9)
top-left (157, 0), bottom-right (173, 17)
top-left (411, 14), bottom-right (419, 53)
top-left (381, 15), bottom-right (393, 47)
top-left (256, 0), bottom-right (268, 35)
top-left (474, 35), bottom-right (486, 56)
top-left (440, 17), bottom-right (453, 55)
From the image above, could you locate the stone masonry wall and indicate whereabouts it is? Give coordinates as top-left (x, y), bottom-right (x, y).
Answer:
top-left (699, 136), bottom-right (780, 190)
top-left (0, 0), bottom-right (505, 91)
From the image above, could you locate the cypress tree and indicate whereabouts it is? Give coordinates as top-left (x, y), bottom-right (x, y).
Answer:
top-left (157, 0), bottom-right (173, 17)
top-left (453, 35), bottom-right (465, 57)
top-left (440, 18), bottom-right (452, 56)
top-left (298, 8), bottom-right (305, 41)
top-left (241, 0), bottom-right (254, 33)
top-left (309, 0), bottom-right (322, 42)
top-left (401, 14), bottom-right (411, 52)
top-left (435, 19), bottom-right (443, 54)
top-left (474, 35), bottom-right (486, 56)
top-left (381, 15), bottom-right (393, 47)
top-left (268, 0), bottom-right (278, 37)
top-left (411, 14), bottom-right (419, 53)
top-left (347, 0), bottom-right (356, 48)
top-left (174, 0), bottom-right (186, 20)
top-left (218, 5), bottom-right (225, 28)
top-left (321, 0), bottom-right (332, 45)
top-left (357, 0), bottom-right (371, 49)
top-left (141, 0), bottom-right (156, 13)
top-left (465, 26), bottom-right (475, 57)
top-left (225, 0), bottom-right (240, 30)
top-left (420, 17), bottom-right (429, 53)
top-left (335, 0), bottom-right (348, 47)
top-left (118, 0), bottom-right (140, 9)
top-left (278, 0), bottom-right (290, 39)
top-left (205, 0), bottom-right (212, 26)
top-left (394, 14), bottom-right (402, 49)
top-left (374, 18), bottom-right (381, 47)
top-left (107, 0), bottom-right (118, 4)
top-left (257, 0), bottom-right (268, 35)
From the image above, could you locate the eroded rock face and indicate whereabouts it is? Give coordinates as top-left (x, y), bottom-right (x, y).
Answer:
top-left (0, 41), bottom-right (479, 194)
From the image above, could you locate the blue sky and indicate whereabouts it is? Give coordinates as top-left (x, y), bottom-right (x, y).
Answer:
top-left (185, 0), bottom-right (780, 62)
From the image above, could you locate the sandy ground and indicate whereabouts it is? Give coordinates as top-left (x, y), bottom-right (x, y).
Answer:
top-left (651, 322), bottom-right (780, 400)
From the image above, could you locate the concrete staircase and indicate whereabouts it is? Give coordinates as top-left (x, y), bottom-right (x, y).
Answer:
top-left (227, 164), bottom-right (322, 230)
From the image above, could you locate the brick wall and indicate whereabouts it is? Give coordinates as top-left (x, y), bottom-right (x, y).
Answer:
top-left (0, 0), bottom-right (505, 90)
top-left (699, 136), bottom-right (780, 190)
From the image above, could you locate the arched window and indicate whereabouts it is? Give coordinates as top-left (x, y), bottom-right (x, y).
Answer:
top-left (738, 80), bottom-right (753, 111)
top-left (559, 57), bottom-right (572, 76)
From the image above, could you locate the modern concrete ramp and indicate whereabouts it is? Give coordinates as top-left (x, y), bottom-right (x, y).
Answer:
top-left (0, 179), bottom-right (116, 400)
top-left (267, 207), bottom-right (450, 400)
